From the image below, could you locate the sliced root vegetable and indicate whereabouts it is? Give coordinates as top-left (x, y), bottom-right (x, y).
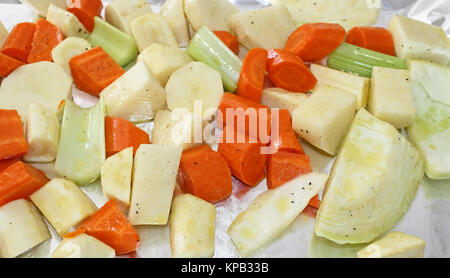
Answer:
top-left (357, 232), bottom-right (425, 258)
top-left (285, 23), bottom-right (346, 62)
top-left (184, 0), bottom-right (239, 32)
top-left (236, 48), bottom-right (267, 103)
top-left (105, 0), bottom-right (154, 35)
top-left (51, 233), bottom-right (116, 258)
top-left (105, 116), bottom-right (150, 157)
top-left (213, 31), bottom-right (240, 55)
top-left (0, 21), bottom-right (8, 48)
top-left (0, 109), bottom-right (28, 160)
top-left (347, 27), bottom-right (396, 56)
top-left (266, 151), bottom-right (312, 189)
top-left (0, 22), bottom-right (36, 62)
top-left (160, 0), bottom-right (190, 47)
top-left (46, 4), bottom-right (89, 39)
top-left (228, 172), bottom-right (328, 257)
top-left (65, 200), bottom-right (140, 255)
top-left (69, 46), bottom-right (125, 96)
top-left (0, 161), bottom-right (49, 207)
top-left (67, 0), bottom-right (103, 32)
top-left (51, 37), bottom-right (93, 74)
top-left (270, 109), bottom-right (304, 154)
top-left (267, 49), bottom-right (317, 93)
top-left (27, 19), bottom-right (65, 64)
top-left (261, 88), bottom-right (309, 116)
top-left (177, 144), bottom-right (232, 203)
top-left (19, 0), bottom-right (67, 17)
top-left (0, 53), bottom-right (25, 77)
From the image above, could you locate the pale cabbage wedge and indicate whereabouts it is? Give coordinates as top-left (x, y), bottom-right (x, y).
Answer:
top-left (407, 60), bottom-right (450, 180)
top-left (0, 20), bottom-right (9, 48)
top-left (228, 172), bottom-right (329, 257)
top-left (105, 0), bottom-right (154, 36)
top-left (0, 199), bottom-right (50, 258)
top-left (54, 99), bottom-right (105, 185)
top-left (160, 0), bottom-right (190, 47)
top-left (261, 88), bottom-right (309, 116)
top-left (47, 4), bottom-right (89, 39)
top-left (51, 234), bottom-right (116, 258)
top-left (20, 0), bottom-right (66, 17)
top-left (184, 0), bottom-right (239, 32)
top-left (170, 194), bottom-right (216, 258)
top-left (315, 109), bottom-right (424, 244)
top-left (273, 0), bottom-right (381, 30)
top-left (51, 37), bottom-right (93, 74)
top-left (357, 232), bottom-right (425, 258)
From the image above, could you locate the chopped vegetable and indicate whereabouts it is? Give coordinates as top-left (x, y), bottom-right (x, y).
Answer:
top-left (105, 0), bottom-right (153, 35)
top-left (236, 48), bottom-right (267, 103)
top-left (184, 0), bottom-right (239, 32)
top-left (308, 195), bottom-right (321, 209)
top-left (228, 172), bottom-right (328, 257)
top-left (0, 22), bottom-right (36, 62)
top-left (159, 0), bottom-right (190, 47)
top-left (54, 99), bottom-right (105, 185)
top-left (187, 26), bottom-right (242, 93)
top-left (213, 31), bottom-right (240, 55)
top-left (67, 0), bottom-right (103, 32)
top-left (270, 109), bottom-right (304, 154)
top-left (285, 23), bottom-right (346, 62)
top-left (170, 194), bottom-right (216, 258)
top-left (51, 233), bottom-right (116, 258)
top-left (105, 116), bottom-right (150, 157)
top-left (66, 200), bottom-right (140, 255)
top-left (69, 46), bottom-right (125, 96)
top-left (327, 42), bottom-right (407, 78)
top-left (27, 18), bottom-right (65, 63)
top-left (0, 109), bottom-right (28, 160)
top-left (46, 4), bottom-right (89, 39)
top-left (177, 144), bottom-right (232, 203)
top-left (0, 20), bottom-right (8, 48)
top-left (266, 151), bottom-right (312, 189)
top-left (357, 232), bottom-right (425, 258)
top-left (0, 53), bottom-right (25, 77)
top-left (88, 17), bottom-right (139, 67)
top-left (346, 27), bottom-right (396, 56)
top-left (19, 0), bottom-right (67, 17)
top-left (30, 178), bottom-right (97, 236)
top-left (261, 88), bottom-right (309, 115)
top-left (0, 157), bottom-right (20, 172)
top-left (0, 161), bottom-right (49, 207)
top-left (267, 49), bottom-right (317, 93)
top-left (51, 37), bottom-right (93, 74)
top-left (315, 109), bottom-right (424, 244)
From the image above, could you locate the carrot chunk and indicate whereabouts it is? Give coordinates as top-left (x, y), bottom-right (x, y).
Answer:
top-left (308, 194), bottom-right (321, 209)
top-left (218, 125), bottom-right (267, 187)
top-left (177, 145), bottom-right (232, 204)
top-left (65, 200), bottom-right (140, 255)
top-left (267, 49), bottom-right (317, 93)
top-left (236, 48), bottom-right (268, 103)
top-left (67, 0), bottom-right (103, 32)
top-left (69, 47), bottom-right (125, 96)
top-left (0, 161), bottom-right (49, 207)
top-left (0, 53), bottom-right (25, 77)
top-left (213, 31), bottom-right (240, 55)
top-left (27, 19), bottom-right (65, 63)
top-left (285, 23), bottom-right (346, 62)
top-left (0, 157), bottom-right (21, 172)
top-left (266, 151), bottom-right (312, 190)
top-left (346, 27), bottom-right (396, 56)
top-left (270, 109), bottom-right (304, 154)
top-left (1, 22), bottom-right (36, 62)
top-left (105, 116), bottom-right (150, 157)
top-left (0, 110), bottom-right (28, 160)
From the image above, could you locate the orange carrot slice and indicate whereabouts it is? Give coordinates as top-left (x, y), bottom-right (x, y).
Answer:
top-left (346, 26), bottom-right (396, 56)
top-left (67, 0), bottom-right (103, 32)
top-left (0, 157), bottom-right (21, 172)
top-left (27, 19), bottom-right (65, 63)
top-left (0, 22), bottom-right (36, 62)
top-left (0, 110), bottom-right (28, 160)
top-left (105, 116), bottom-right (150, 157)
top-left (0, 53), bottom-right (25, 77)
top-left (213, 31), bottom-right (240, 55)
top-left (266, 151), bottom-right (312, 190)
top-left (270, 109), bottom-right (304, 154)
top-left (236, 48), bottom-right (268, 103)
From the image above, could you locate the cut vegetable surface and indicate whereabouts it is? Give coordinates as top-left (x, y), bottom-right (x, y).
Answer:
top-left (67, 0), bottom-right (103, 32)
top-left (27, 18), bottom-right (65, 64)
top-left (357, 232), bottom-right (426, 258)
top-left (0, 109), bottom-right (28, 160)
top-left (105, 0), bottom-right (153, 36)
top-left (0, 161), bottom-right (49, 208)
top-left (20, 0), bottom-right (66, 17)
top-left (0, 21), bottom-right (8, 48)
top-left (267, 49), bottom-right (317, 93)
top-left (266, 151), bottom-right (312, 189)
top-left (66, 200), bottom-right (140, 255)
top-left (261, 88), bottom-right (309, 115)
top-left (270, 109), bottom-right (304, 154)
top-left (51, 37), bottom-right (93, 74)
top-left (105, 116), bottom-right (150, 157)
top-left (213, 31), bottom-right (240, 55)
top-left (285, 23), bottom-right (346, 62)
top-left (236, 48), bottom-right (267, 103)
top-left (0, 157), bottom-right (20, 172)
top-left (51, 233), bottom-right (116, 258)
top-left (0, 53), bottom-right (25, 77)
top-left (184, 0), bottom-right (239, 32)
top-left (228, 172), bottom-right (328, 257)
top-left (315, 109), bottom-right (424, 244)
top-left (1, 22), bottom-right (36, 62)
top-left (346, 27), bottom-right (396, 56)
top-left (46, 4), bottom-right (89, 39)
top-left (177, 144), bottom-right (232, 204)
top-left (160, 0), bottom-right (190, 47)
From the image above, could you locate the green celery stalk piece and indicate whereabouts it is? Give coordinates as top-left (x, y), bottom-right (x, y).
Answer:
top-left (55, 98), bottom-right (106, 185)
top-left (188, 26), bottom-right (242, 93)
top-left (88, 17), bottom-right (139, 67)
top-left (328, 43), bottom-right (407, 77)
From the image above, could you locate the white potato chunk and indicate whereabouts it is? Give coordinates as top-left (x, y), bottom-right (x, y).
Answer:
top-left (30, 178), bottom-right (97, 236)
top-left (229, 5), bottom-right (297, 49)
top-left (228, 172), bottom-right (328, 257)
top-left (170, 194), bottom-right (216, 258)
top-left (388, 15), bottom-right (450, 67)
top-left (293, 85), bottom-right (357, 155)
top-left (274, 0), bottom-right (381, 30)
top-left (130, 13), bottom-right (178, 52)
top-left (23, 104), bottom-right (60, 163)
top-left (101, 147), bottom-right (133, 208)
top-left (51, 233), bottom-right (116, 258)
top-left (52, 37), bottom-right (93, 74)
top-left (0, 21), bottom-right (9, 48)
top-left (0, 199), bottom-right (50, 258)
top-left (368, 67), bottom-right (415, 129)
top-left (357, 232), bottom-right (425, 258)
top-left (128, 144), bottom-right (182, 225)
top-left (261, 88), bottom-right (309, 116)
top-left (20, 0), bottom-right (66, 17)
top-left (184, 0), bottom-right (239, 32)
top-left (165, 62), bottom-right (224, 120)
top-left (0, 61), bottom-right (73, 122)
top-left (310, 64), bottom-right (370, 110)
top-left (152, 110), bottom-right (203, 151)
top-left (160, 0), bottom-right (190, 47)
top-left (105, 0), bottom-right (154, 36)
top-left (46, 4), bottom-right (89, 39)
top-left (138, 43), bottom-right (193, 86)
top-left (101, 61), bottom-right (166, 123)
